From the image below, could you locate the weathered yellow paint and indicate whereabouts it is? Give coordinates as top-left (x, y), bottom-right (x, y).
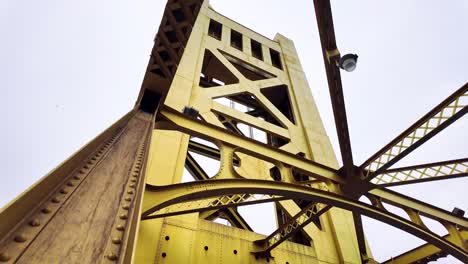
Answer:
top-left (1, 1), bottom-right (466, 263)
top-left (136, 1), bottom-right (362, 263)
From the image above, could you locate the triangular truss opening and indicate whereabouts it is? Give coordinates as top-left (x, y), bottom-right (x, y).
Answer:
top-left (204, 208), bottom-right (253, 231)
top-left (214, 92), bottom-right (284, 128)
top-left (260, 85), bottom-right (296, 124)
top-left (219, 49), bottom-right (277, 81)
top-left (184, 137), bottom-right (220, 181)
top-left (199, 49), bottom-right (239, 88)
top-left (276, 206), bottom-right (314, 245)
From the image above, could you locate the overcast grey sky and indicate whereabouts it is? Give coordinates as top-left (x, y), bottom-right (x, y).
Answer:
top-left (1, 0), bottom-right (467, 262)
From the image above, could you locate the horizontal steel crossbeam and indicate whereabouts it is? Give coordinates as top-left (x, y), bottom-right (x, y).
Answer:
top-left (160, 106), bottom-right (343, 183)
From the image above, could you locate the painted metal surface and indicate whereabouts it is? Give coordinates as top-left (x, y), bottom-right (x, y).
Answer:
top-left (0, 0), bottom-right (466, 263)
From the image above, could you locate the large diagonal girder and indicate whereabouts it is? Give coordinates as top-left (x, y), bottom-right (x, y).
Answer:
top-left (361, 83), bottom-right (467, 181)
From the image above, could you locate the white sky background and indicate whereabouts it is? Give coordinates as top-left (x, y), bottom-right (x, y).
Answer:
top-left (1, 0), bottom-right (467, 263)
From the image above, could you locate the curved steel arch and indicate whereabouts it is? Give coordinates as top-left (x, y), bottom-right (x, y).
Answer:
top-left (142, 179), bottom-right (468, 262)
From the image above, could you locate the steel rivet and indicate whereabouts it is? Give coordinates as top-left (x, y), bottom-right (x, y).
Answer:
top-left (122, 205), bottom-right (130, 210)
top-left (119, 214), bottom-right (128, 220)
top-left (73, 175), bottom-right (81, 180)
top-left (127, 190), bottom-right (134, 195)
top-left (67, 182), bottom-right (75, 187)
top-left (42, 208), bottom-right (51, 214)
top-left (84, 165), bottom-right (90, 169)
top-left (125, 197), bottom-right (132, 202)
top-left (0, 252), bottom-right (11, 262)
top-left (92, 157), bottom-right (97, 161)
top-left (107, 253), bottom-right (118, 260)
top-left (88, 160), bottom-right (93, 164)
top-left (130, 179), bottom-right (136, 183)
top-left (129, 184), bottom-right (135, 188)
top-left (116, 225), bottom-right (125, 231)
top-left (29, 219), bottom-right (41, 227)
top-left (79, 169), bottom-right (86, 174)
top-left (14, 234), bottom-right (27, 243)
top-left (51, 197), bottom-right (61, 203)
top-left (112, 237), bottom-right (121, 244)
top-left (60, 189), bottom-right (68, 194)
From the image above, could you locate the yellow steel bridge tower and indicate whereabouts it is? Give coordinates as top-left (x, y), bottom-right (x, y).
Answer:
top-left (0, 1), bottom-right (467, 263)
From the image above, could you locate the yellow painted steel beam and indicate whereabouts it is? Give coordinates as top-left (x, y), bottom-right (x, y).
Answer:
top-left (159, 106), bottom-right (343, 183)
top-left (254, 203), bottom-right (331, 255)
top-left (372, 158), bottom-right (468, 187)
top-left (211, 101), bottom-right (290, 138)
top-left (185, 152), bottom-right (253, 231)
top-left (369, 188), bottom-right (468, 228)
top-left (143, 193), bottom-right (286, 220)
top-left (185, 152), bottom-right (210, 180)
top-left (141, 179), bottom-right (468, 262)
top-left (361, 83), bottom-right (468, 180)
top-left (383, 230), bottom-right (468, 264)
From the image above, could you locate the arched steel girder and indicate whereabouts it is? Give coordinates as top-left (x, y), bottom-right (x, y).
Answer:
top-left (142, 179), bottom-right (468, 262)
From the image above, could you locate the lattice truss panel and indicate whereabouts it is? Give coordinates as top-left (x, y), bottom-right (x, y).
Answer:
top-left (373, 158), bottom-right (468, 186)
top-left (142, 194), bottom-right (285, 220)
top-left (362, 88), bottom-right (467, 179)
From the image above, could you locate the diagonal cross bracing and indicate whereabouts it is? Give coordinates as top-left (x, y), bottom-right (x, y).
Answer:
top-left (142, 193), bottom-right (287, 220)
top-left (372, 158), bottom-right (468, 187)
top-left (253, 203), bottom-right (331, 255)
top-left (361, 83), bottom-right (468, 181)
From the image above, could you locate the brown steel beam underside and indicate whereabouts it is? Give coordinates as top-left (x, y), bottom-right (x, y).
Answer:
top-left (0, 111), bottom-right (153, 263)
top-left (314, 0), bottom-right (354, 179)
